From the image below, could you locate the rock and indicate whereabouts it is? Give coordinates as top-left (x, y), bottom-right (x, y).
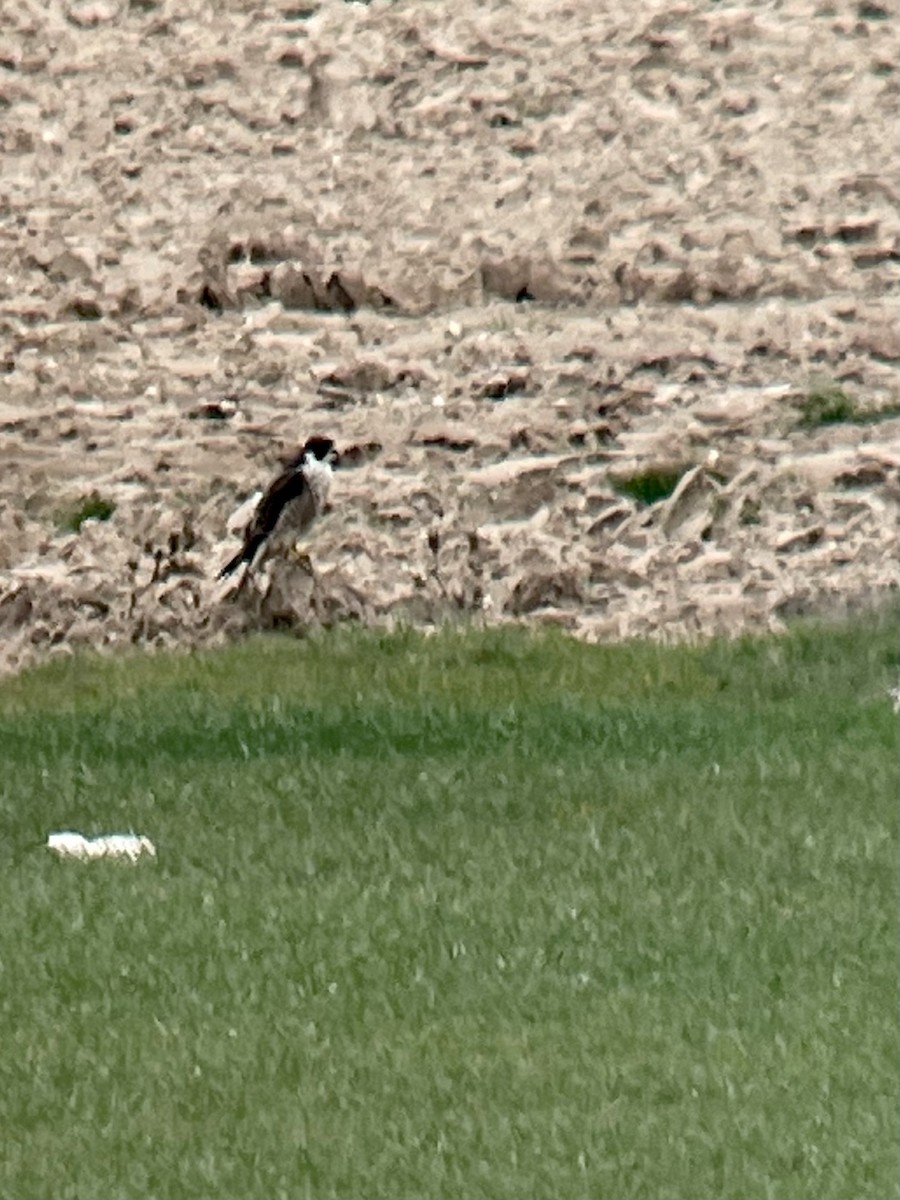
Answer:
top-left (268, 263), bottom-right (397, 314)
top-left (480, 256), bottom-right (579, 304)
top-left (315, 357), bottom-right (433, 393)
top-left (465, 455), bottom-right (571, 521)
top-left (506, 569), bottom-right (584, 616)
top-left (412, 422), bottom-right (479, 451)
top-left (474, 367), bottom-right (531, 400)
top-left (775, 526), bottom-right (826, 553)
top-left (654, 467), bottom-right (720, 539)
top-left (188, 398), bottom-right (239, 421)
top-left (467, 455), bottom-right (570, 489)
top-left (783, 444), bottom-right (899, 489)
top-left (850, 323), bottom-right (900, 361)
top-left (65, 1), bottom-right (121, 28)
top-left (691, 387), bottom-right (787, 430)
top-left (0, 585), bottom-right (33, 630)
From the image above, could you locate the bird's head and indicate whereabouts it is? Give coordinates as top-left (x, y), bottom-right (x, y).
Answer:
top-left (301, 436), bottom-right (338, 466)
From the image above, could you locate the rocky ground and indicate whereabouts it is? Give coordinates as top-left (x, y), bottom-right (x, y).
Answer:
top-left (1, 0), bottom-right (898, 675)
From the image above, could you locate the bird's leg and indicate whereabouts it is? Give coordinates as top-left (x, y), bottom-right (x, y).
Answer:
top-left (287, 543), bottom-right (315, 574)
top-left (233, 561), bottom-right (254, 597)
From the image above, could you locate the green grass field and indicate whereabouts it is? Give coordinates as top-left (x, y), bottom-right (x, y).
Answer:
top-left (0, 617), bottom-right (896, 1199)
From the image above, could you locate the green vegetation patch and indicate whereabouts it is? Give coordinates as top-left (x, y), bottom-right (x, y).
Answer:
top-left (55, 491), bottom-right (117, 534)
top-left (0, 617), bottom-right (896, 1199)
top-left (796, 384), bottom-right (858, 427)
top-left (612, 466), bottom-right (687, 506)
top-left (795, 383), bottom-right (900, 429)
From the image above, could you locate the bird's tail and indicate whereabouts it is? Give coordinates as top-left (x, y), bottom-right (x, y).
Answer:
top-left (218, 533), bottom-right (266, 579)
top-left (218, 550), bottom-right (246, 579)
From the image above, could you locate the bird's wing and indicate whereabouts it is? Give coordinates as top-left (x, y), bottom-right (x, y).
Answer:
top-left (244, 466), bottom-right (308, 543)
top-left (227, 489), bottom-right (263, 536)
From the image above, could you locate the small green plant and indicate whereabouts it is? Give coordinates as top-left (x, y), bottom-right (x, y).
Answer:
top-left (739, 496), bottom-right (762, 526)
top-left (797, 384), bottom-right (857, 427)
top-left (613, 466), bottom-right (686, 506)
top-left (56, 492), bottom-right (116, 533)
top-left (794, 384), bottom-right (900, 430)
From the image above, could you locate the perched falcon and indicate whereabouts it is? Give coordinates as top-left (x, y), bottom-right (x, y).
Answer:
top-left (218, 436), bottom-right (337, 579)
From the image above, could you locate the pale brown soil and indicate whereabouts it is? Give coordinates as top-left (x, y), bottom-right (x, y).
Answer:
top-left (1, 0), bottom-right (898, 674)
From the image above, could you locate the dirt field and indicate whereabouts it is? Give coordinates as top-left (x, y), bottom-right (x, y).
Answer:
top-left (1, 0), bottom-right (897, 674)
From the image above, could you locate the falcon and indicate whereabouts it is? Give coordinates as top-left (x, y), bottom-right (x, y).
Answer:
top-left (218, 435), bottom-right (337, 579)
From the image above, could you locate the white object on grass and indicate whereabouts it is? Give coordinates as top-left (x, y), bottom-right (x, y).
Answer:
top-left (47, 832), bottom-right (157, 862)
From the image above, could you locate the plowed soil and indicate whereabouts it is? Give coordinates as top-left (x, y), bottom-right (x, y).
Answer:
top-left (1, 0), bottom-right (898, 674)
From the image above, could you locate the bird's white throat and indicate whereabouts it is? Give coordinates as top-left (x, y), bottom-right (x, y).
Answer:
top-left (302, 453), bottom-right (333, 506)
